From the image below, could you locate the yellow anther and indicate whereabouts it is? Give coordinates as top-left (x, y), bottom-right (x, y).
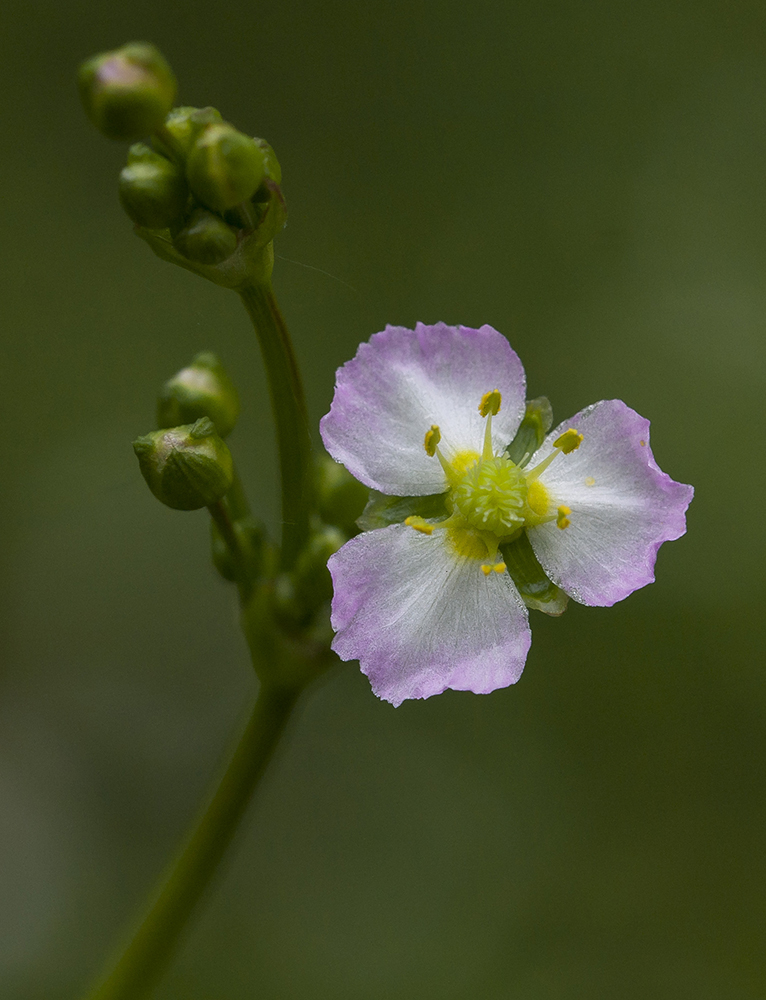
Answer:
top-left (478, 389), bottom-right (502, 418)
top-left (405, 515), bottom-right (434, 535)
top-left (554, 428), bottom-right (584, 454)
top-left (585, 476), bottom-right (595, 487)
top-left (481, 561), bottom-right (506, 575)
top-left (556, 505), bottom-right (572, 529)
top-left (424, 424), bottom-right (441, 457)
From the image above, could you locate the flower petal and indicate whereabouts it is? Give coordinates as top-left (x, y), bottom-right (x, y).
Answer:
top-left (527, 399), bottom-right (694, 606)
top-left (329, 523), bottom-right (531, 706)
top-left (320, 323), bottom-right (526, 495)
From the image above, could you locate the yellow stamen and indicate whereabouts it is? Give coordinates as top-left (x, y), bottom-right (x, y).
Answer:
top-left (481, 560), bottom-right (507, 575)
top-left (424, 424), bottom-right (441, 456)
top-left (480, 390), bottom-right (502, 460)
top-left (556, 505), bottom-right (572, 529)
top-left (525, 429), bottom-right (585, 483)
top-left (478, 389), bottom-right (502, 417)
top-left (585, 476), bottom-right (595, 487)
top-left (553, 428), bottom-right (583, 454)
top-left (405, 515), bottom-right (434, 535)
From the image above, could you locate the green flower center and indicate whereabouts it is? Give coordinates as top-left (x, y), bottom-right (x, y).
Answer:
top-left (450, 455), bottom-right (528, 537)
top-left (405, 390), bottom-right (584, 574)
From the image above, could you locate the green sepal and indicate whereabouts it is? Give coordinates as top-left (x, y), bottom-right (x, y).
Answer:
top-left (500, 531), bottom-right (569, 616)
top-left (158, 351), bottom-right (240, 437)
top-left (253, 138), bottom-right (282, 188)
top-left (135, 182), bottom-right (285, 288)
top-left (132, 417), bottom-right (234, 511)
top-left (505, 397), bottom-right (554, 466)
top-left (357, 490), bottom-right (448, 531)
top-left (315, 455), bottom-right (369, 536)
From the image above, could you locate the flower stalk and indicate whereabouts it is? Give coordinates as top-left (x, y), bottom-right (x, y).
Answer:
top-left (239, 280), bottom-right (313, 569)
top-left (83, 682), bottom-right (300, 1000)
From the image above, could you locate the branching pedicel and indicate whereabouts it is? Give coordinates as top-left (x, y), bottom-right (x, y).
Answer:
top-left (78, 42), bottom-right (693, 1000)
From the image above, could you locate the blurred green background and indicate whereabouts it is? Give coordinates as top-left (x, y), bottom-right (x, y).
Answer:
top-left (2, 1), bottom-right (765, 998)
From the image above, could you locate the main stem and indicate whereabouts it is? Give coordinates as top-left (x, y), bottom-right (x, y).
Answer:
top-left (84, 684), bottom-right (299, 1000)
top-left (239, 280), bottom-right (313, 569)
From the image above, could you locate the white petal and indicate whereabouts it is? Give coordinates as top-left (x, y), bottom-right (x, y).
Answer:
top-left (329, 523), bottom-right (531, 705)
top-left (320, 323), bottom-right (526, 495)
top-left (527, 400), bottom-right (694, 606)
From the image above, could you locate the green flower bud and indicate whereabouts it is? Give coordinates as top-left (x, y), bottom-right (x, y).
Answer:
top-left (172, 208), bottom-right (238, 265)
top-left (152, 106), bottom-right (223, 161)
top-left (157, 351), bottom-right (240, 437)
top-left (78, 42), bottom-right (177, 141)
top-left (119, 145), bottom-right (188, 229)
top-left (316, 454), bottom-right (369, 536)
top-left (293, 524), bottom-right (346, 610)
top-left (187, 124), bottom-right (266, 212)
top-left (133, 417), bottom-right (233, 510)
top-left (273, 524), bottom-right (345, 625)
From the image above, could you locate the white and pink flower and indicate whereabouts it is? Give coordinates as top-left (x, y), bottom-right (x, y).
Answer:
top-left (320, 323), bottom-right (693, 706)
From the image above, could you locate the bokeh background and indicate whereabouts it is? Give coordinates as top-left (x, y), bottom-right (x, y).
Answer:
top-left (2, 2), bottom-right (765, 998)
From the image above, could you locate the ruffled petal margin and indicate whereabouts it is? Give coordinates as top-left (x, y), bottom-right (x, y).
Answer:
top-left (527, 399), bottom-right (694, 606)
top-left (320, 323), bottom-right (527, 496)
top-left (329, 524), bottom-right (532, 706)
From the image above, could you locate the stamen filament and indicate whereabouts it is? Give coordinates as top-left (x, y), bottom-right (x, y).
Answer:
top-left (525, 428), bottom-right (583, 483)
top-left (482, 411), bottom-right (494, 460)
top-left (479, 389), bottom-right (502, 461)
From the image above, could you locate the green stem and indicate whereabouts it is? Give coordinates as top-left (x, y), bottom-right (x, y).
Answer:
top-left (239, 281), bottom-right (313, 569)
top-left (227, 468), bottom-right (252, 521)
top-left (83, 683), bottom-right (300, 1000)
top-left (208, 497), bottom-right (250, 601)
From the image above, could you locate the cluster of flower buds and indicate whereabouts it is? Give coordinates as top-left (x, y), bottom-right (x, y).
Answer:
top-left (134, 351), bottom-right (241, 512)
top-left (79, 42), bottom-right (285, 283)
top-left (270, 458), bottom-right (368, 627)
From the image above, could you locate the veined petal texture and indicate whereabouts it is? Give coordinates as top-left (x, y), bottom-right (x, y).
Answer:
top-left (329, 524), bottom-right (531, 705)
top-left (527, 400), bottom-right (694, 606)
top-left (320, 323), bottom-right (526, 496)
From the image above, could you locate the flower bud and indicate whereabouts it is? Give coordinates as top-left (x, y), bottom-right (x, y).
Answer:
top-left (119, 144), bottom-right (188, 229)
top-left (152, 106), bottom-right (223, 161)
top-left (78, 42), bottom-right (177, 141)
top-left (293, 525), bottom-right (346, 610)
top-left (186, 123), bottom-right (266, 212)
top-left (172, 208), bottom-right (238, 265)
top-left (133, 417), bottom-right (233, 510)
top-left (315, 454), bottom-right (369, 536)
top-left (157, 352), bottom-right (240, 437)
